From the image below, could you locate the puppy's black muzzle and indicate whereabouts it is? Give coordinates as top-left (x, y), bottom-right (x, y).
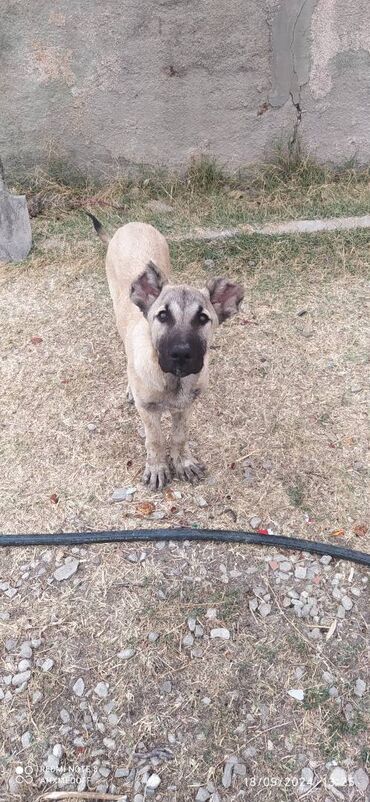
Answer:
top-left (159, 336), bottom-right (205, 377)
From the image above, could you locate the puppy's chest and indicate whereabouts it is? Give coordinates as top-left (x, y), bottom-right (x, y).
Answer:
top-left (145, 381), bottom-right (201, 413)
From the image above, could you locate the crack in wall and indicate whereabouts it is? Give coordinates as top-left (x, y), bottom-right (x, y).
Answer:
top-left (289, 91), bottom-right (302, 152)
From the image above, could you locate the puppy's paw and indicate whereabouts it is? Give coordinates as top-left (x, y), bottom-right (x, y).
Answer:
top-left (143, 461), bottom-right (172, 491)
top-left (170, 454), bottom-right (206, 484)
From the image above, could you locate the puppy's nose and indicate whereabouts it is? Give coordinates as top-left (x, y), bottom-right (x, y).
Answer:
top-left (171, 343), bottom-right (191, 364)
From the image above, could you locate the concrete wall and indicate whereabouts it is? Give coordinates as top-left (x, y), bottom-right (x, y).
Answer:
top-left (1, 0), bottom-right (369, 178)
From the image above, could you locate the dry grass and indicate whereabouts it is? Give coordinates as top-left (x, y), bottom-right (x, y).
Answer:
top-left (0, 204), bottom-right (369, 801)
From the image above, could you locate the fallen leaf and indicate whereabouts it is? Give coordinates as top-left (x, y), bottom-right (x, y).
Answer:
top-left (170, 506), bottom-right (178, 514)
top-left (126, 459), bottom-right (133, 468)
top-left (31, 335), bottom-right (43, 344)
top-left (329, 529), bottom-right (345, 537)
top-left (163, 487), bottom-right (176, 501)
top-left (353, 523), bottom-right (368, 537)
top-left (50, 493), bottom-right (59, 505)
top-left (135, 502), bottom-right (155, 517)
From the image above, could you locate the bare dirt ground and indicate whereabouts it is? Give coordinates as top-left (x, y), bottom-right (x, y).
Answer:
top-left (0, 176), bottom-right (369, 801)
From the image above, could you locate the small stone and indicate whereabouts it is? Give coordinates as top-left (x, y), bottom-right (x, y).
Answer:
top-left (41, 658), bottom-right (54, 672)
top-left (341, 595), bottom-right (353, 611)
top-left (18, 659), bottom-right (31, 672)
top-left (210, 628), bottom-right (230, 640)
top-left (148, 632), bottom-right (159, 643)
top-left (187, 616), bottom-right (196, 631)
top-left (195, 624), bottom-right (204, 638)
top-left (103, 737), bottom-right (115, 750)
top-left (353, 768), bottom-right (369, 792)
top-left (354, 678), bottom-right (366, 697)
top-left (196, 496), bottom-right (208, 508)
top-left (72, 677), bottom-right (85, 697)
top-left (115, 768), bottom-right (130, 778)
top-left (329, 687), bottom-right (339, 698)
top-left (12, 670), bottom-right (31, 687)
top-left (320, 555), bottom-right (332, 565)
top-left (54, 559), bottom-right (79, 581)
top-left (222, 757), bottom-right (238, 788)
top-left (258, 602), bottom-right (271, 617)
top-left (94, 682), bottom-right (109, 698)
top-left (32, 690), bottom-right (43, 703)
top-left (182, 634), bottom-right (194, 647)
top-left (53, 743), bottom-right (63, 758)
top-left (5, 587), bottom-right (18, 598)
top-left (60, 708), bottom-right (70, 723)
top-left (206, 608), bottom-right (217, 619)
top-left (146, 773), bottom-right (161, 790)
top-left (20, 643), bottom-right (32, 659)
top-left (330, 767), bottom-right (347, 787)
top-left (337, 605), bottom-right (346, 619)
top-left (295, 566), bottom-right (307, 579)
top-left (196, 788), bottom-right (211, 801)
top-left (160, 680), bottom-right (172, 693)
top-left (249, 516), bottom-right (262, 529)
top-left (204, 259), bottom-right (215, 270)
top-left (280, 561), bottom-right (292, 573)
top-left (111, 486), bottom-right (136, 502)
top-left (249, 597), bottom-right (258, 612)
top-left (21, 731), bottom-right (32, 748)
top-left (117, 647), bottom-right (135, 660)
top-left (288, 688), bottom-right (305, 701)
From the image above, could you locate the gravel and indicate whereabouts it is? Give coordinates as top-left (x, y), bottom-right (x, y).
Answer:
top-left (72, 677), bottom-right (85, 697)
top-left (196, 788), bottom-right (211, 801)
top-left (354, 678), bottom-right (366, 697)
top-left (94, 681), bottom-right (109, 698)
top-left (146, 773), bottom-right (161, 789)
top-left (329, 767), bottom-right (347, 787)
top-left (12, 670), bottom-right (31, 687)
top-left (353, 768), bottom-right (369, 791)
top-left (41, 658), bottom-right (54, 672)
top-left (118, 647), bottom-right (136, 660)
top-left (111, 486), bottom-right (136, 502)
top-left (53, 559), bottom-right (79, 581)
top-left (288, 689), bottom-right (305, 701)
top-left (210, 628), bottom-right (230, 640)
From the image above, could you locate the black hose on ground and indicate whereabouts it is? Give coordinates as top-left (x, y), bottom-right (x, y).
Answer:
top-left (0, 529), bottom-right (369, 566)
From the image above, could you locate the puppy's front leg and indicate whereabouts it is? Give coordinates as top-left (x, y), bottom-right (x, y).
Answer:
top-left (170, 408), bottom-right (205, 484)
top-left (137, 405), bottom-right (171, 491)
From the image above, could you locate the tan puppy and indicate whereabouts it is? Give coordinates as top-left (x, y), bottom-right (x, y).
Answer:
top-left (88, 215), bottom-right (244, 490)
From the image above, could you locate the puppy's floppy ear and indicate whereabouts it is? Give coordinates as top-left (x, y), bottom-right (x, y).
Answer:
top-left (207, 277), bottom-right (244, 323)
top-left (130, 261), bottom-right (167, 316)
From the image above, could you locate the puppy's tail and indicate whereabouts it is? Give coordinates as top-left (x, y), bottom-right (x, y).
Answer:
top-left (86, 212), bottom-right (110, 245)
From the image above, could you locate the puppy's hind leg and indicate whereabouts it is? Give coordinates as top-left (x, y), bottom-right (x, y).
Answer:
top-left (169, 408), bottom-right (205, 483)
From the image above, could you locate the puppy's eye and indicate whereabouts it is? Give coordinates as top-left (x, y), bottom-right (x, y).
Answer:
top-left (157, 310), bottom-right (168, 323)
top-left (198, 312), bottom-right (210, 325)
